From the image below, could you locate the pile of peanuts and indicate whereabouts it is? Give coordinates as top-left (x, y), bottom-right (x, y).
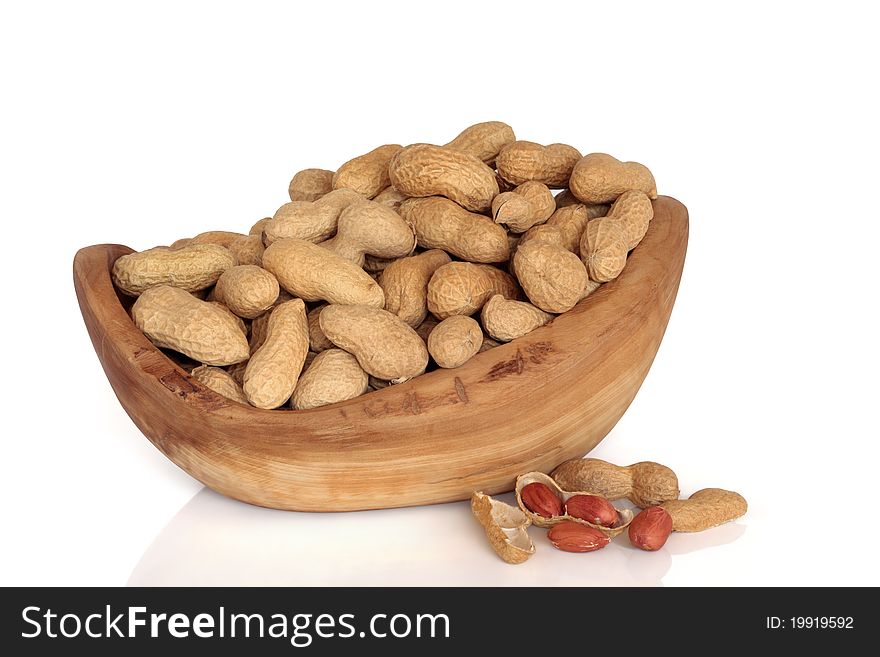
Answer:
top-left (112, 121), bottom-right (658, 410)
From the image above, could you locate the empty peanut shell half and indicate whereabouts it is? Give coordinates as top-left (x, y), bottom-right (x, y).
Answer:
top-left (514, 471), bottom-right (633, 537)
top-left (471, 491), bottom-right (535, 564)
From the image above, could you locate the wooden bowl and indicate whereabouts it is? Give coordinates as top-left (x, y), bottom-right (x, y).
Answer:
top-left (73, 196), bottom-right (688, 511)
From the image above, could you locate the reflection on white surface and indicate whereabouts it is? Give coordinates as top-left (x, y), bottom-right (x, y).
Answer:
top-left (128, 488), bottom-right (746, 586)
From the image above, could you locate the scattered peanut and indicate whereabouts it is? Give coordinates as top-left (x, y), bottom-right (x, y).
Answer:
top-left (660, 489), bottom-right (748, 532)
top-left (547, 522), bottom-right (610, 553)
top-left (628, 506), bottom-right (674, 551)
top-left (427, 316), bottom-right (483, 368)
top-left (551, 458), bottom-right (680, 508)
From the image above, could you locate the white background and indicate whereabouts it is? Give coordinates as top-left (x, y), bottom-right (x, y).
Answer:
top-left (1, 1), bottom-right (878, 586)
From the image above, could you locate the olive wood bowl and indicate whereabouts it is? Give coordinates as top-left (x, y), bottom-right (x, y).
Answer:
top-left (73, 196), bottom-right (688, 511)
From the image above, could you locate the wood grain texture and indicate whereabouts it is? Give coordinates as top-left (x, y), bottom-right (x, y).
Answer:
top-left (73, 196), bottom-right (688, 511)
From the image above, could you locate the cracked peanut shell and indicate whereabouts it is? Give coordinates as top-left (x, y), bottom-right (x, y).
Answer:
top-left (514, 472), bottom-right (633, 537)
top-left (471, 491), bottom-right (535, 565)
